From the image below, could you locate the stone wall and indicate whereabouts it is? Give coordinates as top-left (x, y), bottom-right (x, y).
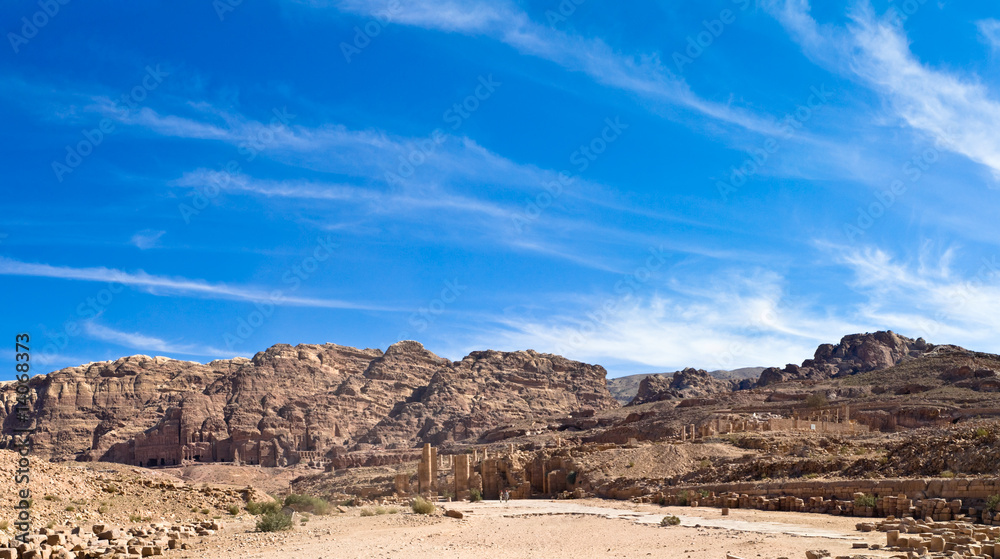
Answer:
top-left (637, 477), bottom-right (1000, 524)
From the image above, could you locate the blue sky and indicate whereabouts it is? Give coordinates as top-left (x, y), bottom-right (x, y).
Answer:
top-left (3, 0), bottom-right (1000, 381)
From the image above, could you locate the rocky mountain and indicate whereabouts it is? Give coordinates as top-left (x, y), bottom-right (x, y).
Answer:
top-left (627, 368), bottom-right (754, 406)
top-left (755, 331), bottom-right (946, 387)
top-left (607, 367), bottom-right (764, 405)
top-left (0, 342), bottom-right (618, 466)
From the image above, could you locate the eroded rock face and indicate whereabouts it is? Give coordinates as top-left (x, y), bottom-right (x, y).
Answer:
top-left (627, 368), bottom-right (744, 406)
top-left (0, 342), bottom-right (617, 467)
top-left (756, 331), bottom-right (938, 387)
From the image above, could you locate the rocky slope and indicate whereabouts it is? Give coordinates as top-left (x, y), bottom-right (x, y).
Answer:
top-left (0, 342), bottom-right (618, 466)
top-left (756, 331), bottom-right (943, 387)
top-left (606, 367), bottom-right (763, 405)
top-left (627, 368), bottom-right (753, 406)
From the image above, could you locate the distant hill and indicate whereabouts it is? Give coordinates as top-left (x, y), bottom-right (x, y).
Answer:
top-left (606, 367), bottom-right (765, 405)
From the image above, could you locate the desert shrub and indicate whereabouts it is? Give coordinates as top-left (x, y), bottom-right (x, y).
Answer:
top-left (698, 489), bottom-right (710, 499)
top-left (805, 392), bottom-right (829, 408)
top-left (941, 470), bottom-right (956, 478)
top-left (470, 488), bottom-right (482, 502)
top-left (359, 508), bottom-right (376, 517)
top-left (0, 520), bottom-right (9, 530)
top-left (246, 500), bottom-right (283, 515)
top-left (375, 507), bottom-right (388, 515)
top-left (854, 494), bottom-right (876, 508)
top-left (65, 506), bottom-right (76, 512)
top-left (128, 514), bottom-right (142, 523)
top-left (660, 515), bottom-right (681, 526)
top-left (43, 495), bottom-right (58, 501)
top-left (626, 461), bottom-right (635, 468)
top-left (699, 459), bottom-right (711, 469)
top-left (200, 508), bottom-right (210, 515)
top-left (98, 506), bottom-right (109, 514)
top-left (284, 494), bottom-right (330, 515)
top-left (987, 495), bottom-right (1000, 511)
top-left (411, 496), bottom-right (435, 515)
top-left (676, 491), bottom-right (689, 506)
top-left (227, 505), bottom-right (240, 516)
top-left (387, 507), bottom-right (399, 514)
top-left (256, 510), bottom-right (293, 532)
top-left (339, 499), bottom-right (356, 507)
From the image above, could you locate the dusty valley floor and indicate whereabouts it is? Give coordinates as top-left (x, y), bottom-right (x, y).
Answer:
top-left (172, 499), bottom-right (885, 559)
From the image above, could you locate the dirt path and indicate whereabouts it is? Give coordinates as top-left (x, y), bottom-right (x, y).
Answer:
top-left (173, 499), bottom-right (892, 559)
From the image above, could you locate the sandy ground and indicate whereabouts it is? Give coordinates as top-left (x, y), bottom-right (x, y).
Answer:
top-left (173, 499), bottom-right (892, 559)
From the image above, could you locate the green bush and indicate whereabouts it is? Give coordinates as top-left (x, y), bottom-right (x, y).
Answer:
top-left (470, 488), bottom-right (482, 502)
top-left (283, 494), bottom-right (330, 515)
top-left (987, 495), bottom-right (1000, 512)
top-left (853, 494), bottom-right (876, 508)
top-left (387, 507), bottom-right (399, 514)
top-left (805, 392), bottom-right (829, 409)
top-left (660, 515), bottom-right (681, 526)
top-left (676, 491), bottom-right (689, 506)
top-left (411, 496), bottom-right (435, 515)
top-left (359, 508), bottom-right (376, 517)
top-left (227, 505), bottom-right (240, 516)
top-left (256, 510), bottom-right (293, 532)
top-left (246, 500), bottom-right (282, 515)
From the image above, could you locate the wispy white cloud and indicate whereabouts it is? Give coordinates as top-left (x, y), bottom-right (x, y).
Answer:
top-left (130, 229), bottom-right (165, 250)
top-left (770, 1), bottom-right (1000, 180)
top-left (0, 256), bottom-right (391, 311)
top-left (831, 244), bottom-right (1000, 346)
top-left (483, 269), bottom-right (865, 371)
top-left (479, 243), bottom-right (1000, 373)
top-left (979, 19), bottom-right (1000, 50)
top-left (306, 0), bottom-right (782, 135)
top-left (83, 322), bottom-right (236, 358)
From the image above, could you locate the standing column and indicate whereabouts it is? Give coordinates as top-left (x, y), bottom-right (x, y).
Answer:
top-left (430, 447), bottom-right (439, 492)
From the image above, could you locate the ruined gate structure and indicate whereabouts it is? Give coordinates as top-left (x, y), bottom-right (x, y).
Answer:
top-left (397, 443), bottom-right (580, 500)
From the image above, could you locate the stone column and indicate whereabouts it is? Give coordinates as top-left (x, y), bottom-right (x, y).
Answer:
top-left (454, 454), bottom-right (470, 500)
top-left (430, 447), bottom-right (438, 492)
top-left (418, 443), bottom-right (432, 494)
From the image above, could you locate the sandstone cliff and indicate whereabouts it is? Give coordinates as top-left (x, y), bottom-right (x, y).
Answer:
top-left (627, 368), bottom-right (750, 406)
top-left (756, 331), bottom-right (939, 387)
top-left (0, 341), bottom-right (617, 467)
